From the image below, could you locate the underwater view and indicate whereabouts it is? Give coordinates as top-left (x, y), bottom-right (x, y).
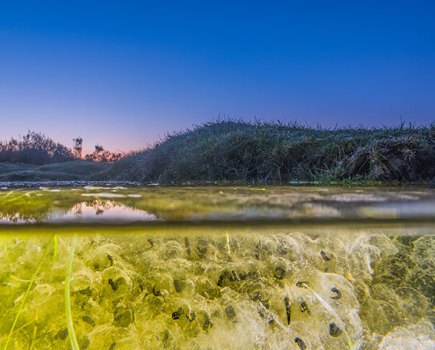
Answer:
top-left (0, 186), bottom-right (434, 350)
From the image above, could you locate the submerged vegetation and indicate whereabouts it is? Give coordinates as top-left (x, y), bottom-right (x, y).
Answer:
top-left (0, 228), bottom-right (433, 349)
top-left (0, 187), bottom-right (433, 349)
top-left (98, 120), bottom-right (435, 184)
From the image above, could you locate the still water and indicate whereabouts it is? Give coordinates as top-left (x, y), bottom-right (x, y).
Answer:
top-left (0, 186), bottom-right (434, 349)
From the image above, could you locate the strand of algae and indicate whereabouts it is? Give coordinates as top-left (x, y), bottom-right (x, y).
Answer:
top-left (9, 275), bottom-right (32, 283)
top-left (225, 231), bottom-right (231, 255)
top-left (53, 235), bottom-right (58, 265)
top-left (65, 237), bottom-right (79, 350)
top-left (0, 239), bottom-right (11, 264)
top-left (3, 235), bottom-right (55, 350)
top-left (9, 321), bottom-right (31, 336)
top-left (29, 326), bottom-right (37, 350)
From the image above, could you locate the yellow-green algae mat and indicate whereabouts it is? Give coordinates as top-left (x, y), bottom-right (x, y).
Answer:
top-left (0, 186), bottom-right (434, 349)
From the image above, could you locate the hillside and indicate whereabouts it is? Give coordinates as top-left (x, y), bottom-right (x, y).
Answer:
top-left (97, 121), bottom-right (435, 184)
top-left (0, 161), bottom-right (110, 182)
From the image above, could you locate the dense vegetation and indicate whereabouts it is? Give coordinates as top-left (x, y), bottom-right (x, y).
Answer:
top-left (0, 131), bottom-right (124, 165)
top-left (2, 122), bottom-right (434, 184)
top-left (99, 120), bottom-right (435, 184)
top-left (0, 131), bottom-right (74, 164)
top-left (0, 132), bottom-right (124, 181)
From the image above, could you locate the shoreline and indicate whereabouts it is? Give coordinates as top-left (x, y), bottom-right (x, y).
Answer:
top-left (0, 179), bottom-right (434, 188)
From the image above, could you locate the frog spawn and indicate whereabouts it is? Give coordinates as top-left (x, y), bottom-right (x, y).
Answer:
top-left (0, 231), bottom-right (433, 349)
top-left (77, 233), bottom-right (374, 348)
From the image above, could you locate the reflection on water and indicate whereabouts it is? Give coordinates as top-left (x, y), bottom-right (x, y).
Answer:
top-left (49, 200), bottom-right (158, 223)
top-left (0, 186), bottom-right (434, 349)
top-left (361, 200), bottom-right (435, 219)
top-left (0, 186), bottom-right (435, 224)
top-left (0, 213), bottom-right (37, 224)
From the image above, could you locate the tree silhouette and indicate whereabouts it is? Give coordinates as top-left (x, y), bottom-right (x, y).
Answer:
top-left (73, 137), bottom-right (83, 159)
top-left (94, 144), bottom-right (104, 153)
top-left (84, 143), bottom-right (124, 162)
top-left (0, 131), bottom-right (75, 164)
top-left (1, 132), bottom-right (124, 164)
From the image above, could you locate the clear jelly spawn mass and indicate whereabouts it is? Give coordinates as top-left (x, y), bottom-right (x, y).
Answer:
top-left (0, 228), bottom-right (434, 350)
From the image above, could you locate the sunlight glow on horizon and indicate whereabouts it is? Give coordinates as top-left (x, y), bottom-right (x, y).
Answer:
top-left (1, 0), bottom-right (434, 150)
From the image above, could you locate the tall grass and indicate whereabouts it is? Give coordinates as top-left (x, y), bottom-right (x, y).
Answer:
top-left (97, 120), bottom-right (435, 184)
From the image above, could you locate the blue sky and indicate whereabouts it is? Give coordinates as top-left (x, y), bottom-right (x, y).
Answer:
top-left (0, 0), bottom-right (434, 151)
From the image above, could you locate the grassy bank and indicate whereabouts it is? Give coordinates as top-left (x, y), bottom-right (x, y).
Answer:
top-left (0, 161), bottom-right (110, 182)
top-left (97, 121), bottom-right (435, 184)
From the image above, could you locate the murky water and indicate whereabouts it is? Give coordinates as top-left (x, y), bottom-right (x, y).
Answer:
top-left (0, 186), bottom-right (434, 349)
